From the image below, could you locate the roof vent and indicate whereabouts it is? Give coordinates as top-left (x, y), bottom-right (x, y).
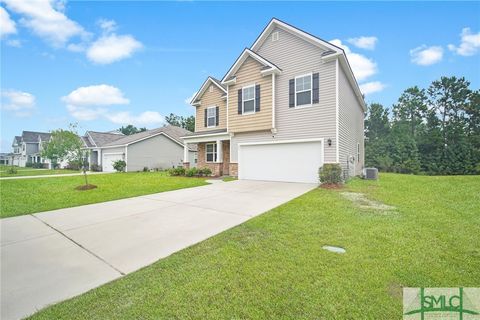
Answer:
top-left (271, 31), bottom-right (279, 42)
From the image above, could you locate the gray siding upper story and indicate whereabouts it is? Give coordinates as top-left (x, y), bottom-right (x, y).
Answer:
top-left (25, 143), bottom-right (38, 155)
top-left (338, 65), bottom-right (364, 176)
top-left (231, 26), bottom-right (337, 163)
top-left (126, 134), bottom-right (186, 171)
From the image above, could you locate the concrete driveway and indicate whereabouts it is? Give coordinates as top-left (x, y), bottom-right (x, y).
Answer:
top-left (0, 180), bottom-right (316, 320)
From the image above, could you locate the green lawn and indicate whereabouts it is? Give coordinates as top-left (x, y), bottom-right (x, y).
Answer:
top-left (0, 172), bottom-right (208, 218)
top-left (0, 167), bottom-right (80, 177)
top-left (28, 173), bottom-right (480, 319)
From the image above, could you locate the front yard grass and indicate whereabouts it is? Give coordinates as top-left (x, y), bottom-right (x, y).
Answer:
top-left (0, 168), bottom-right (80, 177)
top-left (28, 173), bottom-right (480, 319)
top-left (0, 172), bottom-right (208, 218)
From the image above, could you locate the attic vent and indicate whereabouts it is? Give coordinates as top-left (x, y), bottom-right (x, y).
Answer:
top-left (209, 85), bottom-right (213, 93)
top-left (271, 31), bottom-right (279, 42)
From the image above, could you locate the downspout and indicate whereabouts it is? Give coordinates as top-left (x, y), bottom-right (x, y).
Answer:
top-left (335, 58), bottom-right (339, 163)
top-left (272, 73), bottom-right (276, 133)
top-left (124, 146), bottom-right (128, 172)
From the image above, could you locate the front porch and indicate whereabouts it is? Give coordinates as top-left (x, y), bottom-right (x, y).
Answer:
top-left (182, 131), bottom-right (236, 177)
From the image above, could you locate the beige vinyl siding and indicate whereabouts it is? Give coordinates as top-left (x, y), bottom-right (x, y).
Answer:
top-left (227, 57), bottom-right (272, 133)
top-left (231, 26), bottom-right (337, 163)
top-left (195, 84), bottom-right (227, 132)
top-left (338, 64), bottom-right (365, 176)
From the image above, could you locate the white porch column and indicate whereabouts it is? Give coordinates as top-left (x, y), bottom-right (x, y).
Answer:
top-left (183, 143), bottom-right (189, 163)
top-left (216, 140), bottom-right (223, 163)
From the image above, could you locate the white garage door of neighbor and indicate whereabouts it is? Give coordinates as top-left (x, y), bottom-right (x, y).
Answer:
top-left (102, 153), bottom-right (124, 172)
top-left (239, 140), bottom-right (323, 183)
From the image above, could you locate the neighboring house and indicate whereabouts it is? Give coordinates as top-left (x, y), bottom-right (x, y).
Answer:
top-left (0, 153), bottom-right (13, 165)
top-left (182, 18), bottom-right (365, 183)
top-left (9, 131), bottom-right (52, 167)
top-left (82, 125), bottom-right (197, 172)
top-left (81, 131), bottom-right (125, 170)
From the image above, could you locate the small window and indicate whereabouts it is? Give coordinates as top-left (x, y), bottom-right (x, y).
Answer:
top-left (357, 143), bottom-right (360, 163)
top-left (209, 85), bottom-right (214, 93)
top-left (205, 143), bottom-right (217, 162)
top-left (272, 31), bottom-right (279, 42)
top-left (242, 85), bottom-right (255, 114)
top-left (295, 74), bottom-right (312, 107)
top-left (207, 107), bottom-right (216, 127)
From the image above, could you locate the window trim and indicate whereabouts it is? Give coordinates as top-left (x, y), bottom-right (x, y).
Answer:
top-left (242, 84), bottom-right (256, 115)
top-left (205, 143), bottom-right (217, 163)
top-left (294, 73), bottom-right (313, 108)
top-left (206, 106), bottom-right (217, 128)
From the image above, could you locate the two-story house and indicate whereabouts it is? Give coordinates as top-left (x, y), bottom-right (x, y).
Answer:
top-left (182, 18), bottom-right (365, 183)
top-left (10, 131), bottom-right (52, 167)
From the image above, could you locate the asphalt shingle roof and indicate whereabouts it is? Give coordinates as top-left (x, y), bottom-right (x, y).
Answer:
top-left (86, 131), bottom-right (125, 147)
top-left (21, 131), bottom-right (50, 143)
top-left (102, 125), bottom-right (197, 151)
top-left (183, 128), bottom-right (228, 137)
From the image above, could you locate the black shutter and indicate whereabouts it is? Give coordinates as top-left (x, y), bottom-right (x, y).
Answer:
top-left (289, 79), bottom-right (295, 107)
top-left (312, 73), bottom-right (319, 104)
top-left (215, 106), bottom-right (219, 126)
top-left (255, 84), bottom-right (260, 112)
top-left (204, 109), bottom-right (207, 127)
top-left (238, 89), bottom-right (242, 114)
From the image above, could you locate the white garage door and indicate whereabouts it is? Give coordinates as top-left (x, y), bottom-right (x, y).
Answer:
top-left (102, 153), bottom-right (124, 172)
top-left (238, 140), bottom-right (323, 183)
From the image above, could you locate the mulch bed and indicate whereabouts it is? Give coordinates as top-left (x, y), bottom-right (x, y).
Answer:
top-left (75, 184), bottom-right (98, 191)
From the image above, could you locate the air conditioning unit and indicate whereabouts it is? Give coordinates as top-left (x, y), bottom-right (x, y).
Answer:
top-left (363, 168), bottom-right (378, 180)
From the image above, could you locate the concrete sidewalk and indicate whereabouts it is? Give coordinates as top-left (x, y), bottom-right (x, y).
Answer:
top-left (0, 171), bottom-right (111, 180)
top-left (0, 180), bottom-right (316, 320)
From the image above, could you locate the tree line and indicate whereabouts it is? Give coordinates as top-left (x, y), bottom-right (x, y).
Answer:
top-left (365, 76), bottom-right (479, 175)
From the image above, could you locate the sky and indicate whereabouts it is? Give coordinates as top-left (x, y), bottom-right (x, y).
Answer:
top-left (1, 1), bottom-right (479, 152)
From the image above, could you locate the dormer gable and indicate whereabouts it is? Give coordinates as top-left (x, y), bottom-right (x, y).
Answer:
top-left (190, 76), bottom-right (227, 106)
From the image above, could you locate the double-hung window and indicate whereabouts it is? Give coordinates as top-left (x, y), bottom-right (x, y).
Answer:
top-left (295, 74), bottom-right (312, 107)
top-left (242, 85), bottom-right (255, 114)
top-left (207, 107), bottom-right (216, 127)
top-left (205, 143), bottom-right (217, 162)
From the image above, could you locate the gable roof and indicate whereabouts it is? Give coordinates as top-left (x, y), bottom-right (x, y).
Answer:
top-left (37, 133), bottom-right (51, 142)
top-left (12, 136), bottom-right (21, 146)
top-left (21, 131), bottom-right (50, 143)
top-left (250, 18), bottom-right (366, 111)
top-left (102, 125), bottom-right (197, 151)
top-left (221, 48), bottom-right (282, 84)
top-left (85, 131), bottom-right (125, 147)
top-left (190, 76), bottom-right (227, 106)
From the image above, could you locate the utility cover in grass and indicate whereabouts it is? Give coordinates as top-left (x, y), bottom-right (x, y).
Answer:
top-left (322, 245), bottom-right (346, 254)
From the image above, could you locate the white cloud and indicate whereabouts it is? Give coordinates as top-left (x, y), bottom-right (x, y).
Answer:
top-left (98, 19), bottom-right (117, 34)
top-left (6, 39), bottom-right (21, 47)
top-left (1, 89), bottom-right (36, 116)
top-left (0, 6), bottom-right (16, 38)
top-left (63, 84), bottom-right (129, 121)
top-left (62, 84), bottom-right (162, 126)
top-left (330, 39), bottom-right (377, 81)
top-left (66, 105), bottom-right (105, 121)
top-left (86, 33), bottom-right (143, 64)
top-left (3, 0), bottom-right (85, 46)
top-left (347, 36), bottom-right (378, 50)
top-left (185, 91), bottom-right (197, 104)
top-left (106, 111), bottom-right (165, 126)
top-left (448, 27), bottom-right (480, 56)
top-left (62, 84), bottom-right (129, 106)
top-left (359, 81), bottom-right (386, 95)
top-left (410, 45), bottom-right (443, 66)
